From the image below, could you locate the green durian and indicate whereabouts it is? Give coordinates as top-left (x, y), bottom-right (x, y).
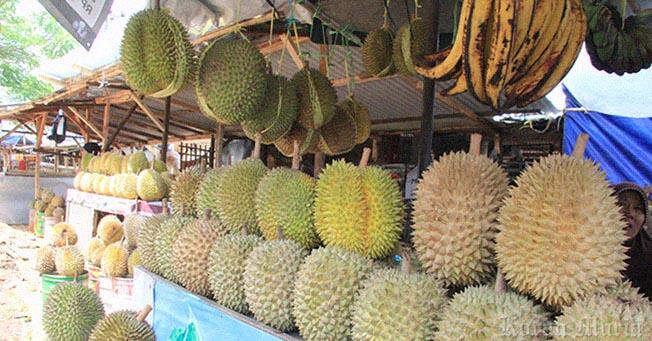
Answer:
top-left (273, 124), bottom-right (319, 157)
top-left (317, 104), bottom-right (357, 156)
top-left (43, 283), bottom-right (104, 341)
top-left (362, 27), bottom-right (396, 77)
top-left (138, 215), bottom-right (170, 273)
top-left (89, 310), bottom-right (155, 341)
top-left (194, 168), bottom-right (224, 216)
top-left (393, 18), bottom-right (426, 76)
top-left (339, 98), bottom-right (371, 144)
top-left (292, 67), bottom-right (338, 130)
top-left (136, 169), bottom-right (167, 201)
top-left (170, 166), bottom-right (204, 216)
top-left (127, 152), bottom-right (149, 174)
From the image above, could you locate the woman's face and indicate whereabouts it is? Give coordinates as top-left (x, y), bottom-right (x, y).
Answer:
top-left (617, 190), bottom-right (646, 239)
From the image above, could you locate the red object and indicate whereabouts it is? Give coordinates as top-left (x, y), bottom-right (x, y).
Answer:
top-left (18, 159), bottom-right (26, 171)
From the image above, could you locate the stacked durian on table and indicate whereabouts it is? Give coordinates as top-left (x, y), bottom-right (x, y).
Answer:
top-left (33, 187), bottom-right (66, 219)
top-left (74, 151), bottom-right (170, 202)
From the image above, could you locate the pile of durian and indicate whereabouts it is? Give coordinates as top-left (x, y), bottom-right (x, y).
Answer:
top-left (32, 187), bottom-right (65, 218)
top-left (133, 149), bottom-right (652, 340)
top-left (84, 214), bottom-right (143, 278)
top-left (43, 282), bottom-right (155, 341)
top-left (35, 222), bottom-right (85, 277)
top-left (74, 151), bottom-right (171, 202)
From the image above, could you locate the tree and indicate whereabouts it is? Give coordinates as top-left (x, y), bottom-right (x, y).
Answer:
top-left (0, 0), bottom-right (77, 101)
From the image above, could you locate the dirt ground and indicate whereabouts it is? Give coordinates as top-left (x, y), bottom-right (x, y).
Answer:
top-left (0, 223), bottom-right (45, 340)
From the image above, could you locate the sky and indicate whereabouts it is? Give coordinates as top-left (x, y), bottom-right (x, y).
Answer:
top-left (15, 0), bottom-right (652, 118)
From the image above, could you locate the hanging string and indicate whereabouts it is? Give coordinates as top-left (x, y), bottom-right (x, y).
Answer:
top-left (414, 0), bottom-right (420, 19)
top-left (403, 0), bottom-right (411, 20)
top-left (382, 0), bottom-right (396, 30)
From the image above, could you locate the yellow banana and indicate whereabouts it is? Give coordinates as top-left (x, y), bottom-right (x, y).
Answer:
top-left (506, 0), bottom-right (536, 80)
top-left (441, 70), bottom-right (468, 96)
top-left (516, 0), bottom-right (586, 106)
top-left (506, 0), bottom-right (573, 103)
top-left (415, 0), bottom-right (471, 80)
top-left (463, 0), bottom-right (495, 105)
top-left (485, 0), bottom-right (517, 109)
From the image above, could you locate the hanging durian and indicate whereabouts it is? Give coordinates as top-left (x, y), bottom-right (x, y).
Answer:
top-left (120, 9), bottom-right (194, 97)
top-left (496, 155), bottom-right (628, 308)
top-left (273, 124), bottom-right (320, 157)
top-left (317, 104), bottom-right (357, 156)
top-left (362, 27), bottom-right (396, 77)
top-left (292, 67), bottom-right (338, 130)
top-left (393, 18), bottom-right (426, 76)
top-left (195, 38), bottom-right (267, 124)
top-left (339, 98), bottom-right (371, 144)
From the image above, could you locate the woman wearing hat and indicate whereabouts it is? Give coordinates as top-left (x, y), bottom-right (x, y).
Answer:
top-left (613, 182), bottom-right (652, 299)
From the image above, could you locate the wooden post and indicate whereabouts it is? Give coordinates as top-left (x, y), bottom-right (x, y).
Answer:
top-left (371, 137), bottom-right (379, 163)
top-left (358, 148), bottom-right (371, 167)
top-left (252, 133), bottom-right (262, 159)
top-left (417, 0), bottom-right (440, 175)
top-left (83, 108), bottom-right (90, 142)
top-left (104, 101), bottom-right (138, 151)
top-left (291, 140), bottom-right (301, 170)
top-left (136, 304), bottom-right (152, 322)
top-left (214, 124), bottom-right (223, 167)
top-left (102, 103), bottom-right (110, 148)
top-left (34, 114), bottom-right (47, 199)
top-left (160, 96), bottom-right (171, 161)
top-left (571, 133), bottom-right (589, 159)
top-left (314, 44), bottom-right (329, 177)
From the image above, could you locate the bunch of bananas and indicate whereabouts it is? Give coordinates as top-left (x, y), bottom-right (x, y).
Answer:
top-left (584, 1), bottom-right (652, 75)
top-left (416, 0), bottom-right (586, 111)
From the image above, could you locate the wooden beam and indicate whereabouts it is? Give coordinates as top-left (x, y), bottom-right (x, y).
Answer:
top-left (83, 108), bottom-right (90, 141)
top-left (112, 103), bottom-right (206, 134)
top-left (104, 101), bottom-right (138, 151)
top-left (36, 113), bottom-right (47, 147)
top-left (95, 89), bottom-right (132, 104)
top-left (62, 110), bottom-right (91, 140)
top-left (281, 34), bottom-right (306, 69)
top-left (192, 11), bottom-right (277, 46)
top-left (331, 73), bottom-right (377, 87)
top-left (0, 122), bottom-right (25, 143)
top-left (131, 93), bottom-right (165, 132)
top-left (102, 102), bottom-right (111, 146)
top-left (67, 106), bottom-right (105, 140)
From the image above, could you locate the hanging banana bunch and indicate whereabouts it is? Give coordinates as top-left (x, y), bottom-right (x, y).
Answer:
top-left (584, 1), bottom-right (652, 75)
top-left (416, 0), bottom-right (587, 111)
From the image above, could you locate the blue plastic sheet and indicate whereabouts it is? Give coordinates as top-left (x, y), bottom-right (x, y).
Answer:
top-left (152, 279), bottom-right (293, 341)
top-left (562, 86), bottom-right (652, 188)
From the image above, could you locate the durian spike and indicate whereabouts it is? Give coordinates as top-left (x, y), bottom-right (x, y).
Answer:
top-left (276, 226), bottom-right (285, 240)
top-left (494, 271), bottom-right (507, 293)
top-left (469, 133), bottom-right (482, 156)
top-left (252, 133), bottom-right (262, 159)
top-left (136, 304), bottom-right (152, 322)
top-left (571, 133), bottom-right (589, 159)
top-left (358, 147), bottom-right (371, 167)
top-left (291, 140), bottom-right (301, 170)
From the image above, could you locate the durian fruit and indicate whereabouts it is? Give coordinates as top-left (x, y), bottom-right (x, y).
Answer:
top-left (317, 104), bottom-right (357, 156)
top-left (244, 240), bottom-right (308, 331)
top-left (194, 168), bottom-right (223, 215)
top-left (127, 152), bottom-right (149, 174)
top-left (99, 176), bottom-right (112, 195)
top-left (43, 283), bottom-right (105, 341)
top-left (293, 246), bottom-right (373, 341)
top-left (41, 188), bottom-right (55, 202)
top-left (136, 169), bottom-right (167, 201)
top-left (214, 159), bottom-right (268, 234)
top-left (434, 286), bottom-right (549, 340)
top-left (88, 156), bottom-right (100, 173)
top-left (606, 280), bottom-right (649, 304)
top-left (362, 27), bottom-right (396, 77)
top-left (172, 212), bottom-right (228, 296)
top-left (121, 174), bottom-right (139, 199)
top-left (99, 153), bottom-right (111, 174)
top-left (81, 153), bottom-right (93, 171)
top-left (101, 243), bottom-right (129, 278)
top-left (89, 310), bottom-right (155, 341)
top-left (151, 159), bottom-right (167, 173)
top-left (51, 222), bottom-right (78, 247)
top-left (195, 38), bottom-right (267, 124)
top-left (315, 161), bottom-right (404, 259)
top-left (105, 153), bottom-right (123, 175)
top-left (208, 234), bottom-right (262, 313)
top-left (339, 98), bottom-right (371, 144)
top-left (120, 155), bottom-right (129, 173)
top-left (55, 246), bottom-right (85, 277)
top-left (52, 207), bottom-right (65, 219)
top-left (351, 268), bottom-right (448, 341)
top-left (80, 173), bottom-right (95, 193)
top-left (138, 215), bottom-right (169, 273)
top-left (242, 74), bottom-right (298, 144)
top-left (411, 152), bottom-right (509, 287)
top-left (120, 9), bottom-right (194, 97)
top-left (552, 295), bottom-right (652, 340)
top-left (85, 237), bottom-right (106, 267)
top-left (97, 215), bottom-right (123, 245)
top-left (50, 196), bottom-right (65, 207)
top-left (393, 18), bottom-right (426, 76)
top-left (34, 199), bottom-right (46, 212)
top-left (122, 214), bottom-right (146, 251)
top-left (127, 250), bottom-right (141, 276)
top-left (255, 168), bottom-right (320, 249)
top-left (73, 172), bottom-right (85, 190)
top-left (273, 124), bottom-right (319, 157)
top-left (496, 154), bottom-right (628, 308)
top-left (153, 216), bottom-right (193, 281)
top-left (44, 205), bottom-right (55, 217)
top-left (35, 246), bottom-right (56, 274)
top-left (170, 166), bottom-right (204, 216)
top-left (92, 174), bottom-right (106, 194)
top-left (292, 67), bottom-right (338, 130)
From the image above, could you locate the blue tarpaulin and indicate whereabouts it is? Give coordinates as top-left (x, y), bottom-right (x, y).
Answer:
top-left (562, 86), bottom-right (652, 188)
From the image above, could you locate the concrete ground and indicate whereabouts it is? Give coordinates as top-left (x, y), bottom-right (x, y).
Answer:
top-left (0, 223), bottom-right (45, 340)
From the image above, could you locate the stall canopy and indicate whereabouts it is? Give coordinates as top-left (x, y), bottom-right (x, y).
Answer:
top-left (563, 86), bottom-right (652, 188)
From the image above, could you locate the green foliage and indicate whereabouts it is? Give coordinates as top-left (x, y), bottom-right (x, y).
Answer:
top-left (0, 0), bottom-right (77, 101)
